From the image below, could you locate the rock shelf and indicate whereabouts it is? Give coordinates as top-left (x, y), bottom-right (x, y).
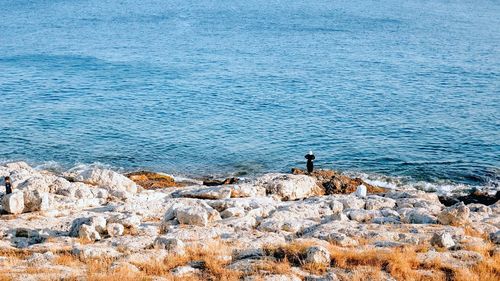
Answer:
top-left (0, 162), bottom-right (498, 281)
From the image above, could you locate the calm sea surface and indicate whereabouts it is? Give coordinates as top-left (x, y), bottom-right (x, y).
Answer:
top-left (0, 0), bottom-right (499, 190)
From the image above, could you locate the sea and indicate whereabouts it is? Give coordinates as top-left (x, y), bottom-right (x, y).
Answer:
top-left (0, 0), bottom-right (499, 193)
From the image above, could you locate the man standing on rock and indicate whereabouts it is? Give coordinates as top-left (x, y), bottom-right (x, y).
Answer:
top-left (4, 176), bottom-right (12, 194)
top-left (305, 151), bottom-right (315, 174)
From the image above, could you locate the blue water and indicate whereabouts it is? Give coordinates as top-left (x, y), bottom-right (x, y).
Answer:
top-left (0, 0), bottom-right (499, 188)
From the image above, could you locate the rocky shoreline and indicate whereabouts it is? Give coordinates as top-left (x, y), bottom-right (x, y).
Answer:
top-left (0, 162), bottom-right (499, 281)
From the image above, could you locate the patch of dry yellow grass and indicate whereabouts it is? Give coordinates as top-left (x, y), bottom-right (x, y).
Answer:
top-left (53, 253), bottom-right (82, 267)
top-left (0, 272), bottom-right (12, 281)
top-left (134, 241), bottom-right (242, 281)
top-left (254, 259), bottom-right (293, 276)
top-left (263, 240), bottom-right (500, 281)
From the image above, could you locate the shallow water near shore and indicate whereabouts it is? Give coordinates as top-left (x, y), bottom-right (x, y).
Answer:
top-left (0, 0), bottom-right (499, 190)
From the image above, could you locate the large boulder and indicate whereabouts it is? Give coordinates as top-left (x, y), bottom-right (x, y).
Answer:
top-left (69, 216), bottom-right (109, 237)
top-left (254, 173), bottom-right (320, 201)
top-left (229, 183), bottom-right (266, 198)
top-left (176, 206), bottom-right (211, 226)
top-left (108, 213), bottom-right (141, 230)
top-left (438, 202), bottom-right (470, 226)
top-left (23, 190), bottom-right (51, 212)
top-left (365, 196), bottom-right (396, 210)
top-left (2, 191), bottom-right (24, 214)
top-left (17, 175), bottom-right (54, 194)
top-left (400, 208), bottom-right (437, 224)
top-left (338, 196), bottom-right (366, 210)
top-left (4, 161), bottom-right (33, 173)
top-left (72, 167), bottom-right (138, 193)
top-left (163, 201), bottom-right (221, 227)
top-left (347, 209), bottom-right (380, 223)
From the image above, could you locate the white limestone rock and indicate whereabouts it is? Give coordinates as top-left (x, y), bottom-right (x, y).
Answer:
top-left (176, 205), bottom-right (210, 226)
top-left (438, 202), bottom-right (470, 226)
top-left (4, 161), bottom-right (33, 171)
top-left (430, 232), bottom-right (455, 249)
top-left (165, 201), bottom-right (221, 227)
top-left (17, 175), bottom-right (54, 194)
top-left (305, 246), bottom-right (330, 265)
top-left (2, 191), bottom-right (24, 214)
top-left (153, 237), bottom-right (185, 254)
top-left (176, 186), bottom-right (232, 200)
top-left (79, 224), bottom-right (101, 241)
top-left (90, 216), bottom-right (107, 234)
top-left (72, 167), bottom-right (138, 193)
top-left (365, 195), bottom-right (396, 210)
top-left (329, 200), bottom-right (344, 214)
top-left (399, 208), bottom-right (437, 224)
top-left (23, 189), bottom-right (51, 212)
top-left (108, 213), bottom-right (141, 229)
top-left (254, 173), bottom-right (320, 201)
top-left (347, 209), bottom-right (380, 223)
top-left (338, 196), bottom-right (365, 210)
top-left (230, 183), bottom-right (266, 198)
top-left (221, 206), bottom-right (246, 219)
top-left (327, 233), bottom-right (358, 246)
top-left (355, 185), bottom-right (367, 197)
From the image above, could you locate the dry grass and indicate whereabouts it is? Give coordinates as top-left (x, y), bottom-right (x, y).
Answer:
top-left (254, 259), bottom-right (293, 276)
top-left (1, 237), bottom-right (498, 281)
top-left (75, 237), bottom-right (95, 245)
top-left (0, 272), bottom-right (12, 281)
top-left (350, 266), bottom-right (385, 281)
top-left (134, 241), bottom-right (242, 281)
top-left (84, 257), bottom-right (152, 281)
top-left (263, 240), bottom-right (500, 281)
top-left (463, 225), bottom-right (490, 240)
top-left (53, 253), bottom-right (82, 267)
top-left (0, 249), bottom-right (32, 260)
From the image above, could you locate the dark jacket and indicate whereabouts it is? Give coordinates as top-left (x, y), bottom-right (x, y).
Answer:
top-left (305, 154), bottom-right (315, 173)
